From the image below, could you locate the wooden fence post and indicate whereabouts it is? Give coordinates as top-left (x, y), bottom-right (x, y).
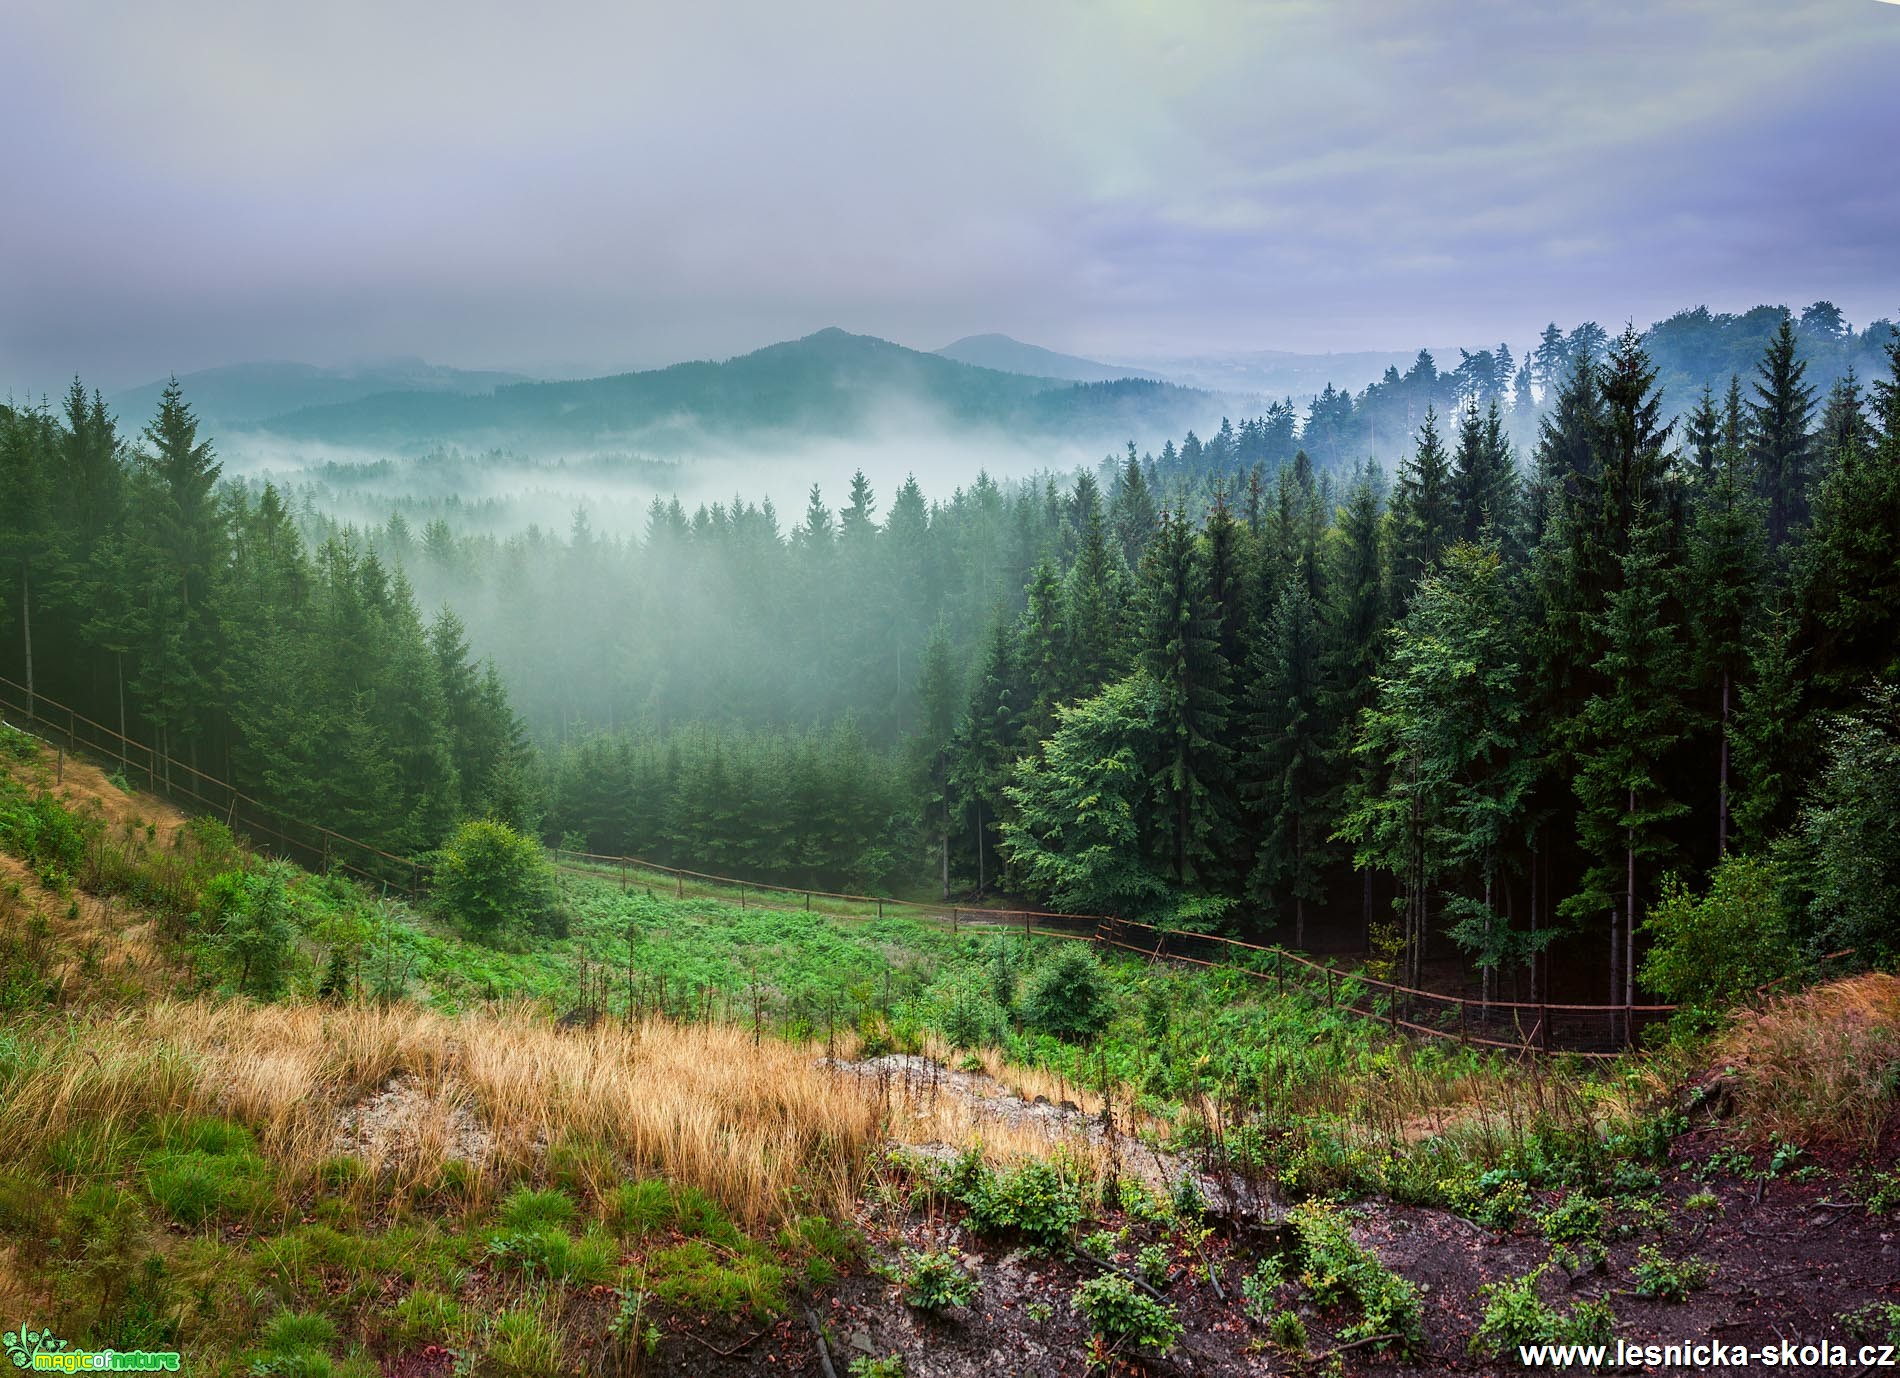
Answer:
top-left (1325, 967), bottom-right (1335, 1006)
top-left (1539, 1000), bottom-right (1551, 1052)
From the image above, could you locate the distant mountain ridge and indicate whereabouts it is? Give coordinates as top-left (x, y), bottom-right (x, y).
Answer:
top-left (110, 358), bottom-right (531, 433)
top-left (934, 334), bottom-right (1148, 384)
top-left (254, 328), bottom-right (1229, 454)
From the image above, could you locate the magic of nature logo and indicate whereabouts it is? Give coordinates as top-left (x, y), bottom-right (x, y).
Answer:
top-left (4, 1325), bottom-right (180, 1373)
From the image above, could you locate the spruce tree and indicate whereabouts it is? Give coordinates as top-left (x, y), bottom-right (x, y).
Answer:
top-left (1452, 399), bottom-right (1520, 546)
top-left (1797, 337), bottom-right (1900, 703)
top-left (951, 613), bottom-right (1018, 891)
top-left (1246, 581), bottom-right (1329, 944)
top-left (1064, 498), bottom-right (1125, 698)
top-left (1138, 509), bottom-right (1233, 888)
top-left (1749, 314), bottom-right (1817, 553)
top-left (1688, 411), bottom-right (1767, 856)
top-left (1389, 407), bottom-right (1455, 610)
top-left (1565, 507), bottom-right (1689, 1011)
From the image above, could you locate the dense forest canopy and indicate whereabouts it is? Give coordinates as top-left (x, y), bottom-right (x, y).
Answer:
top-left (5, 300), bottom-right (1898, 1002)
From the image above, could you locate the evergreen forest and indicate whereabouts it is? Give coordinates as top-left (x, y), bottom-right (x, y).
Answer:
top-left (6, 303), bottom-right (1899, 1008)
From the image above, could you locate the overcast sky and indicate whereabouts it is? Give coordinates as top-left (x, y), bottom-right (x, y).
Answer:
top-left (4, 0), bottom-right (1898, 392)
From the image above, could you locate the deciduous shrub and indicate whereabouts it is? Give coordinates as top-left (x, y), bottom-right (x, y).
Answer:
top-left (431, 819), bottom-right (558, 943)
top-left (945, 1153), bottom-right (1085, 1252)
top-left (899, 1248), bottom-right (977, 1311)
top-left (1641, 855), bottom-right (1795, 1016)
top-left (1289, 1201), bottom-right (1421, 1354)
top-left (1469, 1265), bottom-right (1614, 1356)
top-left (1071, 1273), bottom-right (1181, 1356)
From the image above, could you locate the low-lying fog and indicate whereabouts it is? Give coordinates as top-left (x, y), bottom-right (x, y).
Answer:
top-left (220, 425), bottom-right (1123, 537)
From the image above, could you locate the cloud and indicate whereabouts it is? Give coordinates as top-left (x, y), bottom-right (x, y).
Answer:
top-left (3, 0), bottom-right (1896, 389)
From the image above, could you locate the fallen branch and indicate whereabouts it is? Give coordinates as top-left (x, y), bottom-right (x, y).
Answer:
top-left (801, 1306), bottom-right (838, 1378)
top-left (684, 1326), bottom-right (769, 1358)
top-left (1074, 1249), bottom-right (1170, 1303)
top-left (1303, 1333), bottom-right (1400, 1366)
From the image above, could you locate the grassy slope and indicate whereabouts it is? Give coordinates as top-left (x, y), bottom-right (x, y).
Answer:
top-left (4, 725), bottom-right (1899, 1374)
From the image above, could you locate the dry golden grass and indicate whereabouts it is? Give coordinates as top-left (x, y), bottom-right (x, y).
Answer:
top-left (1716, 972), bottom-right (1900, 1150)
top-left (0, 999), bottom-right (896, 1226)
top-left (0, 998), bottom-right (1138, 1232)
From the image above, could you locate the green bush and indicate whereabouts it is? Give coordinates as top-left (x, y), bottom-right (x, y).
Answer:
top-left (1289, 1201), bottom-right (1421, 1354)
top-left (1240, 1255), bottom-right (1286, 1323)
top-left (899, 1248), bottom-right (977, 1311)
top-left (1071, 1273), bottom-right (1181, 1356)
top-left (1268, 1308), bottom-right (1307, 1353)
top-left (938, 979), bottom-right (1009, 1049)
top-left (1630, 1246), bottom-right (1715, 1302)
top-left (1537, 1192), bottom-right (1605, 1244)
top-left (1021, 946), bottom-right (1112, 1042)
top-left (1469, 1265), bottom-right (1614, 1357)
top-left (431, 820), bottom-right (558, 943)
top-left (948, 1155), bottom-right (1085, 1252)
top-left (198, 865), bottom-right (298, 998)
top-left (1640, 855), bottom-right (1796, 1014)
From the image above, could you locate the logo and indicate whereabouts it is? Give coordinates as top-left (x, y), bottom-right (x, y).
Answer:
top-left (3, 1327), bottom-right (179, 1373)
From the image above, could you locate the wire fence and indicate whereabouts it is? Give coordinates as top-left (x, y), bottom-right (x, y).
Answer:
top-left (3, 671), bottom-right (1673, 1056)
top-left (0, 673), bottom-right (425, 898)
top-left (550, 848), bottom-right (1672, 1056)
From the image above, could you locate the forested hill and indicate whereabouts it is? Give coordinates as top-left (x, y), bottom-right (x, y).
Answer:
top-left (934, 334), bottom-right (1140, 384)
top-left (108, 358), bottom-right (531, 436)
top-left (255, 329), bottom-right (1226, 454)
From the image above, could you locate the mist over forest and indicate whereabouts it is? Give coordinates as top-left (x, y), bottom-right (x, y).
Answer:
top-left (7, 294), bottom-right (1897, 1005)
top-left (9, 2), bottom-right (1900, 1368)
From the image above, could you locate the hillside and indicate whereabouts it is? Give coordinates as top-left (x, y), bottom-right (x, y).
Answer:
top-left (933, 334), bottom-right (1144, 384)
top-left (253, 329), bottom-right (1226, 454)
top-left (109, 359), bottom-right (531, 435)
top-left (4, 723), bottom-right (1900, 1375)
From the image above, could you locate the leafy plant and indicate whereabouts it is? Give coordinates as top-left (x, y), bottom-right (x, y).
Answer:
top-left (1135, 1243), bottom-right (1172, 1289)
top-left (1289, 1201), bottom-right (1421, 1354)
top-left (946, 1154), bottom-right (1085, 1252)
top-left (1630, 1246), bottom-right (1715, 1302)
top-left (1240, 1255), bottom-right (1286, 1324)
top-left (1538, 1193), bottom-right (1605, 1243)
top-left (1071, 1273), bottom-right (1181, 1356)
top-left (1267, 1308), bottom-right (1307, 1354)
top-left (1469, 1266), bottom-right (1614, 1357)
top-left (899, 1248), bottom-right (977, 1311)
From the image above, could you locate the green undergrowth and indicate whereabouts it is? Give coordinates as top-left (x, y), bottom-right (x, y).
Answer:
top-left (0, 1060), bottom-right (857, 1372)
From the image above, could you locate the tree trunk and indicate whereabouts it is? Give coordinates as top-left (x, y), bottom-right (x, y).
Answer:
top-left (1529, 842), bottom-right (1540, 1003)
top-left (1718, 670), bottom-right (1731, 857)
top-left (20, 561), bottom-right (33, 715)
top-left (1481, 866), bottom-right (1495, 1011)
top-left (974, 801), bottom-right (985, 893)
top-left (1624, 791), bottom-right (1637, 1036)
